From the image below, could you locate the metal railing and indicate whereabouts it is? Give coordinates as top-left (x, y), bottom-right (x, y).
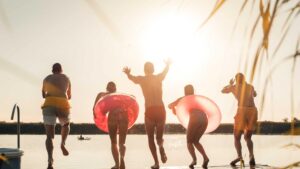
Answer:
top-left (11, 104), bottom-right (20, 149)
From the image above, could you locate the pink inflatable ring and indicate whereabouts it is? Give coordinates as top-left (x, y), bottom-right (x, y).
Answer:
top-left (175, 95), bottom-right (221, 133)
top-left (94, 93), bottom-right (139, 133)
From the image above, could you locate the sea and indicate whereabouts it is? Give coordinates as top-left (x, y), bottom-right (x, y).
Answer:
top-left (0, 135), bottom-right (299, 169)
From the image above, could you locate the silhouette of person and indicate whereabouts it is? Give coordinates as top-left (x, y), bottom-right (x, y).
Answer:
top-left (168, 84), bottom-right (209, 169)
top-left (41, 63), bottom-right (71, 169)
top-left (123, 59), bottom-right (171, 169)
top-left (93, 81), bottom-right (128, 169)
top-left (221, 73), bottom-right (257, 167)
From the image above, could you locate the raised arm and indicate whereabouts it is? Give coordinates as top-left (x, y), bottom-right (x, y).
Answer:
top-left (158, 58), bottom-right (171, 80)
top-left (221, 78), bottom-right (234, 94)
top-left (122, 66), bottom-right (141, 84)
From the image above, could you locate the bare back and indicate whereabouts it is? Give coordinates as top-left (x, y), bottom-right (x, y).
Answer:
top-left (135, 74), bottom-right (164, 108)
top-left (43, 74), bottom-right (71, 98)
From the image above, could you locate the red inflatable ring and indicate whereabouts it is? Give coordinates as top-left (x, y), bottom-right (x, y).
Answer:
top-left (175, 95), bottom-right (221, 133)
top-left (94, 93), bottom-right (139, 133)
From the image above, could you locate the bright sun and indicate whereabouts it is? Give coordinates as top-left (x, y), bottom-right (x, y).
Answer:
top-left (140, 13), bottom-right (211, 69)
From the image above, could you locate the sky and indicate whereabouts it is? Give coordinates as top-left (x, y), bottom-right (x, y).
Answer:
top-left (0, 0), bottom-right (299, 124)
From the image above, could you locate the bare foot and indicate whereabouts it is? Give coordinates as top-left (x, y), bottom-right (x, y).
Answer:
top-left (111, 165), bottom-right (119, 169)
top-left (189, 160), bottom-right (196, 168)
top-left (202, 159), bottom-right (209, 169)
top-left (47, 159), bottom-right (54, 169)
top-left (151, 164), bottom-right (159, 169)
top-left (230, 157), bottom-right (244, 167)
top-left (120, 158), bottom-right (125, 169)
top-left (61, 144), bottom-right (69, 156)
top-left (159, 147), bottom-right (167, 163)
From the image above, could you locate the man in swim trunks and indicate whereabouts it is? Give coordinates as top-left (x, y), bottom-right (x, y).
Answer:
top-left (41, 63), bottom-right (71, 169)
top-left (168, 85), bottom-right (209, 169)
top-left (123, 59), bottom-right (171, 169)
top-left (221, 73), bottom-right (257, 167)
top-left (93, 82), bottom-right (128, 169)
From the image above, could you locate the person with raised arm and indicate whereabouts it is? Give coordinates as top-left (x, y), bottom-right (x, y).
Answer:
top-left (221, 73), bottom-right (258, 167)
top-left (123, 59), bottom-right (171, 169)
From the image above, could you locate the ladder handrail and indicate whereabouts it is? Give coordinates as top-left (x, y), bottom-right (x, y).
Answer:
top-left (11, 104), bottom-right (20, 149)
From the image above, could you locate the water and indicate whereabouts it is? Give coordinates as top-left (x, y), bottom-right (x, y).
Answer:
top-left (0, 135), bottom-right (299, 169)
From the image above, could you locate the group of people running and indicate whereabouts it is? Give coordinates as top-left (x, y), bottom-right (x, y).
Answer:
top-left (41, 61), bottom-right (258, 169)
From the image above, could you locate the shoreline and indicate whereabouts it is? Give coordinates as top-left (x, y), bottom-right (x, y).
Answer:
top-left (0, 122), bottom-right (299, 135)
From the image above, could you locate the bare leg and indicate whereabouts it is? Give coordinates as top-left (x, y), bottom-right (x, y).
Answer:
top-left (145, 118), bottom-right (159, 169)
top-left (44, 125), bottom-right (55, 168)
top-left (156, 122), bottom-right (167, 163)
top-left (234, 130), bottom-right (242, 158)
top-left (119, 121), bottom-right (128, 169)
top-left (108, 122), bottom-right (119, 169)
top-left (244, 130), bottom-right (255, 166)
top-left (231, 130), bottom-right (244, 166)
top-left (60, 123), bottom-right (70, 156)
top-left (193, 142), bottom-right (209, 168)
top-left (187, 143), bottom-right (197, 168)
top-left (111, 143), bottom-right (119, 169)
top-left (187, 112), bottom-right (208, 168)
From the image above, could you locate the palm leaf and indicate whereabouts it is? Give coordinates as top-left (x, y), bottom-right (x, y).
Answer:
top-left (279, 0), bottom-right (291, 7)
top-left (250, 0), bottom-right (256, 14)
top-left (230, 0), bottom-right (250, 39)
top-left (250, 43), bottom-right (263, 83)
top-left (84, 0), bottom-right (121, 40)
top-left (282, 142), bottom-right (300, 148)
top-left (272, 23), bottom-right (292, 59)
top-left (239, 0), bottom-right (249, 14)
top-left (249, 14), bottom-right (260, 44)
top-left (281, 161), bottom-right (300, 169)
top-left (0, 57), bottom-right (40, 85)
top-left (290, 37), bottom-right (300, 135)
top-left (260, 0), bottom-right (271, 50)
top-left (281, 3), bottom-right (298, 31)
top-left (197, 0), bottom-right (227, 30)
top-left (0, 1), bottom-right (12, 31)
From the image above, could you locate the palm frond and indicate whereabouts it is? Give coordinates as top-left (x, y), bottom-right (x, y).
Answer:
top-left (281, 161), bottom-right (300, 169)
top-left (260, 0), bottom-right (271, 50)
top-left (230, 0), bottom-right (250, 39)
top-left (272, 23), bottom-right (292, 59)
top-left (0, 57), bottom-right (40, 85)
top-left (84, 0), bottom-right (121, 40)
top-left (282, 142), bottom-right (300, 148)
top-left (250, 43), bottom-right (263, 83)
top-left (249, 14), bottom-right (261, 50)
top-left (0, 1), bottom-right (12, 31)
top-left (279, 0), bottom-right (291, 7)
top-left (239, 0), bottom-right (249, 14)
top-left (290, 37), bottom-right (300, 135)
top-left (197, 0), bottom-right (227, 30)
top-left (281, 2), bottom-right (299, 31)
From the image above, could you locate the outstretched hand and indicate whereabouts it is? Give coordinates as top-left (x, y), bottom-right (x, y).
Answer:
top-left (164, 58), bottom-right (172, 66)
top-left (229, 78), bottom-right (235, 85)
top-left (123, 67), bottom-right (131, 75)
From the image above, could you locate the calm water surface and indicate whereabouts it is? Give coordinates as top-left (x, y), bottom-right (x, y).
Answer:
top-left (0, 135), bottom-right (299, 169)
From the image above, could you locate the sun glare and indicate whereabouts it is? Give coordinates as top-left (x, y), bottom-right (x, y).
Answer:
top-left (140, 14), bottom-right (211, 70)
